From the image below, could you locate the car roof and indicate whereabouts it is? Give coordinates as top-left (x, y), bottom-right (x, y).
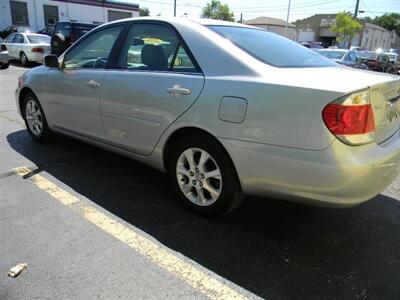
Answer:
top-left (104, 16), bottom-right (256, 29)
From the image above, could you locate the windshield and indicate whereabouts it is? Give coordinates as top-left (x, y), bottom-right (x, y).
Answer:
top-left (207, 25), bottom-right (337, 68)
top-left (317, 50), bottom-right (346, 60)
top-left (27, 35), bottom-right (50, 44)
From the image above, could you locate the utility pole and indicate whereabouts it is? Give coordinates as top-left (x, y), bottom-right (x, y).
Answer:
top-left (354, 0), bottom-right (360, 18)
top-left (284, 0), bottom-right (291, 37)
top-left (174, 0), bottom-right (176, 17)
top-left (240, 13), bottom-right (243, 23)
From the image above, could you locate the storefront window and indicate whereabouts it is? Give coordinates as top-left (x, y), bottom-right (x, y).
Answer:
top-left (10, 1), bottom-right (29, 26)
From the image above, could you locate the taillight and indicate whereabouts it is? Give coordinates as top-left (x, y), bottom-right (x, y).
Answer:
top-left (322, 89), bottom-right (375, 145)
top-left (31, 47), bottom-right (44, 53)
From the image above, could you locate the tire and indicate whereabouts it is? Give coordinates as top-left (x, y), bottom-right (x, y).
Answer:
top-left (0, 62), bottom-right (9, 69)
top-left (168, 133), bottom-right (243, 216)
top-left (20, 52), bottom-right (28, 66)
top-left (22, 92), bottom-right (51, 143)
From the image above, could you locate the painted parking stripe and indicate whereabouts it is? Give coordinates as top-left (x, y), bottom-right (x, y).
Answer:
top-left (13, 166), bottom-right (260, 300)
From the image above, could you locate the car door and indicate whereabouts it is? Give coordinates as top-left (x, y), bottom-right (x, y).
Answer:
top-left (12, 34), bottom-right (25, 59)
top-left (41, 24), bottom-right (125, 139)
top-left (101, 22), bottom-right (205, 155)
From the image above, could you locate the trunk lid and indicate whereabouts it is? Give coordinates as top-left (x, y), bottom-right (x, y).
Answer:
top-left (370, 79), bottom-right (400, 144)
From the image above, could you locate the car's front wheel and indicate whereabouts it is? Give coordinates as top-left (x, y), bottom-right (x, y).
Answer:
top-left (168, 133), bottom-right (243, 216)
top-left (22, 92), bottom-right (51, 143)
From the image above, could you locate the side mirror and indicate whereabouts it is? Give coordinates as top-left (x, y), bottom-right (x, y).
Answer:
top-left (44, 54), bottom-right (59, 68)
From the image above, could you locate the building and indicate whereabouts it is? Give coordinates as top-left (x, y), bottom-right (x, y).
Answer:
top-left (245, 16), bottom-right (297, 41)
top-left (295, 14), bottom-right (391, 50)
top-left (0, 0), bottom-right (139, 32)
top-left (390, 30), bottom-right (400, 50)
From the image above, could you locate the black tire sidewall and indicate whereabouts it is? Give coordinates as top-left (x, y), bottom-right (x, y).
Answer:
top-left (168, 133), bottom-right (242, 216)
top-left (20, 52), bottom-right (28, 66)
top-left (22, 93), bottom-right (50, 142)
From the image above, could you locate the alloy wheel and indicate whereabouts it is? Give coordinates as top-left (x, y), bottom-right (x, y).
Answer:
top-left (176, 147), bottom-right (222, 206)
top-left (25, 99), bottom-right (43, 136)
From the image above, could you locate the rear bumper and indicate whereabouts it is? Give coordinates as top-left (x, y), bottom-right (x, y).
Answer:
top-left (220, 132), bottom-right (400, 207)
top-left (26, 52), bottom-right (46, 63)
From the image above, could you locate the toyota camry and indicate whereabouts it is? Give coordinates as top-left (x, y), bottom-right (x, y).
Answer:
top-left (15, 18), bottom-right (400, 215)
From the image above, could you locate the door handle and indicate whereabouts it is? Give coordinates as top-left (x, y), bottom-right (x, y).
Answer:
top-left (86, 79), bottom-right (101, 89)
top-left (167, 84), bottom-right (191, 98)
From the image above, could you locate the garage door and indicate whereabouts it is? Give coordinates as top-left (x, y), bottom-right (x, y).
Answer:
top-left (108, 10), bottom-right (132, 22)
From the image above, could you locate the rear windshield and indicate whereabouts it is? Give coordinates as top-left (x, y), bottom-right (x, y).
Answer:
top-left (27, 35), bottom-right (50, 44)
top-left (207, 25), bottom-right (336, 68)
top-left (54, 22), bottom-right (96, 39)
top-left (317, 50), bottom-right (346, 60)
top-left (73, 24), bottom-right (97, 39)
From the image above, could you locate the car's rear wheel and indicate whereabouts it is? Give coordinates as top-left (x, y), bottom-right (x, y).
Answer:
top-left (168, 133), bottom-right (243, 216)
top-left (20, 52), bottom-right (28, 66)
top-left (22, 92), bottom-right (51, 143)
top-left (0, 62), bottom-right (9, 69)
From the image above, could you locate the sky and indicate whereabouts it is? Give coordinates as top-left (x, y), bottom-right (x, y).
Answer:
top-left (117, 0), bottom-right (400, 22)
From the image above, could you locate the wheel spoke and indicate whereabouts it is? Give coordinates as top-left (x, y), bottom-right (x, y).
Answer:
top-left (203, 181), bottom-right (220, 201)
top-left (198, 150), bottom-right (210, 171)
top-left (183, 149), bottom-right (195, 170)
top-left (204, 169), bottom-right (221, 180)
top-left (181, 183), bottom-right (192, 195)
top-left (195, 186), bottom-right (206, 204)
top-left (176, 164), bottom-right (190, 177)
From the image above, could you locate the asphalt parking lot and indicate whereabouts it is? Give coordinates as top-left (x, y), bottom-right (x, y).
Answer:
top-left (1, 63), bottom-right (400, 300)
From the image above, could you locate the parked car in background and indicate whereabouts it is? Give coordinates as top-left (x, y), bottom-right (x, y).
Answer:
top-left (0, 25), bottom-right (31, 39)
top-left (357, 51), bottom-right (394, 73)
top-left (51, 22), bottom-right (97, 56)
top-left (316, 49), bottom-right (368, 70)
top-left (299, 41), bottom-right (324, 50)
top-left (386, 52), bottom-right (399, 75)
top-left (16, 18), bottom-right (400, 216)
top-left (0, 49), bottom-right (9, 69)
top-left (2, 33), bottom-right (50, 65)
top-left (37, 27), bottom-right (54, 36)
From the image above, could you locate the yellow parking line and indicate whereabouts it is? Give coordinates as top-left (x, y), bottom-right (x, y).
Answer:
top-left (13, 166), bottom-right (256, 300)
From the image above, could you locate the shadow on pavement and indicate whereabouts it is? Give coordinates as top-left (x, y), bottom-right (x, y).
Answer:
top-left (7, 129), bottom-right (400, 300)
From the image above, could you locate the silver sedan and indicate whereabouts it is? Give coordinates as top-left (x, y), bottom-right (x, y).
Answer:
top-left (15, 18), bottom-right (400, 215)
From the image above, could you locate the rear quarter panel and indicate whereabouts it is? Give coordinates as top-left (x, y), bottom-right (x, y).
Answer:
top-left (177, 76), bottom-right (340, 150)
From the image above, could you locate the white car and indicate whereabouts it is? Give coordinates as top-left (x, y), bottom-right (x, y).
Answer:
top-left (3, 33), bottom-right (50, 65)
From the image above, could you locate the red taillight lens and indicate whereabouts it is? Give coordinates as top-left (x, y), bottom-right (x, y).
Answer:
top-left (322, 104), bottom-right (375, 135)
top-left (322, 89), bottom-right (375, 145)
top-left (31, 47), bottom-right (44, 53)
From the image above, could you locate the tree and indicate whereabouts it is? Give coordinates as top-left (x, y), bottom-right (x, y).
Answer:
top-left (201, 0), bottom-right (234, 22)
top-left (330, 12), bottom-right (363, 48)
top-left (367, 13), bottom-right (400, 35)
top-left (139, 7), bottom-right (150, 17)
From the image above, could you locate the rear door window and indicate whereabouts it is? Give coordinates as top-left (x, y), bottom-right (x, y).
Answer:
top-left (117, 23), bottom-right (199, 73)
top-left (13, 34), bottom-right (25, 44)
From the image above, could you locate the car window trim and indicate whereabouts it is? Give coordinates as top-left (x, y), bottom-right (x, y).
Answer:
top-left (108, 20), bottom-right (203, 75)
top-left (61, 23), bottom-right (128, 70)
